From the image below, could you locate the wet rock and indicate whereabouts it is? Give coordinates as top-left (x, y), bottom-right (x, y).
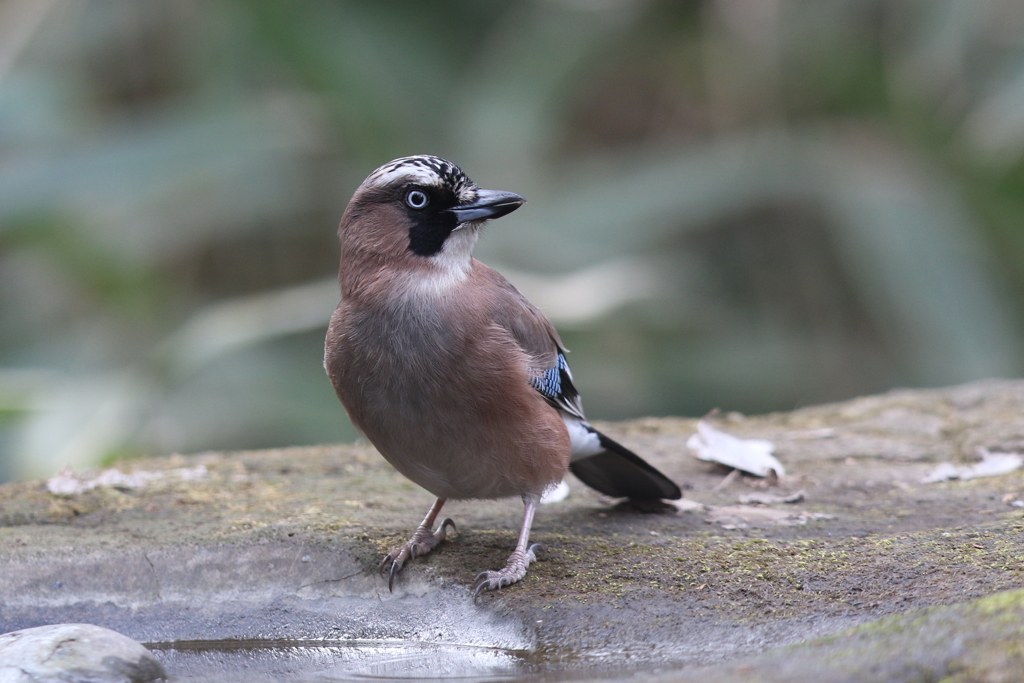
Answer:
top-left (0, 624), bottom-right (166, 683)
top-left (666, 587), bottom-right (1024, 682)
top-left (0, 379), bottom-right (1023, 681)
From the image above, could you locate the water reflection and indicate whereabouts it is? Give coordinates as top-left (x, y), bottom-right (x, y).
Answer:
top-left (151, 639), bottom-right (553, 683)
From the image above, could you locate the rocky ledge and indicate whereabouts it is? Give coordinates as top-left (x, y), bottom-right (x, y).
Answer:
top-left (1, 379), bottom-right (1024, 682)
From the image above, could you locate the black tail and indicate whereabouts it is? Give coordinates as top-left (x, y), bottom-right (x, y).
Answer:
top-left (568, 431), bottom-right (682, 501)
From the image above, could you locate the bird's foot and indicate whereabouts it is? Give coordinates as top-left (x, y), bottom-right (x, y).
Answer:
top-left (472, 543), bottom-right (541, 595)
top-left (379, 518), bottom-right (456, 591)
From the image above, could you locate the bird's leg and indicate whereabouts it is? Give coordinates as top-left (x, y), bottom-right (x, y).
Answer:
top-left (379, 497), bottom-right (455, 591)
top-left (473, 492), bottom-right (541, 594)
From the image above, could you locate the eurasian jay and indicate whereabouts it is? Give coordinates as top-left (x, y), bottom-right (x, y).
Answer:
top-left (325, 155), bottom-right (681, 593)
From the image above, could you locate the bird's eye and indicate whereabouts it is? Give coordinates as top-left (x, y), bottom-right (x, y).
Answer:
top-left (405, 190), bottom-right (429, 209)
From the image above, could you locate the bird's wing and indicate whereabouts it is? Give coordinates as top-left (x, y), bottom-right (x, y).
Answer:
top-left (528, 349), bottom-right (586, 420)
top-left (475, 262), bottom-right (586, 419)
top-left (474, 262), bottom-right (683, 501)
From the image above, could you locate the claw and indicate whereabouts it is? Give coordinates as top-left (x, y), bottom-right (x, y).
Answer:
top-left (472, 571), bottom-right (495, 597)
top-left (388, 561), bottom-right (400, 592)
top-left (437, 518), bottom-right (456, 539)
top-left (471, 493), bottom-right (540, 596)
top-left (471, 544), bottom-right (539, 596)
top-left (378, 507), bottom-right (456, 592)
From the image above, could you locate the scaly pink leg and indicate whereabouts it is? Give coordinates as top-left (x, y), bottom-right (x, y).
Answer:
top-left (379, 497), bottom-right (455, 591)
top-left (473, 493), bottom-right (541, 594)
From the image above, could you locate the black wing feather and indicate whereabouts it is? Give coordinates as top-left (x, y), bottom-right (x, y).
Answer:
top-left (569, 431), bottom-right (682, 500)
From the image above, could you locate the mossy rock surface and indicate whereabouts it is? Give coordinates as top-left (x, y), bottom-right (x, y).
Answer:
top-left (2, 379), bottom-right (1024, 681)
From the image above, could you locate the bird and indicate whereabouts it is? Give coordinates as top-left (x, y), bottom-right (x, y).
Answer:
top-left (324, 155), bottom-right (681, 593)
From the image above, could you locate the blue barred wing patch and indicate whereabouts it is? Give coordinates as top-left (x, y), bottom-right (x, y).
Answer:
top-left (529, 353), bottom-right (567, 398)
top-left (529, 353), bottom-right (584, 419)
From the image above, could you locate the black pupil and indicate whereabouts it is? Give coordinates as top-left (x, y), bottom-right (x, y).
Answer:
top-left (408, 191), bottom-right (427, 208)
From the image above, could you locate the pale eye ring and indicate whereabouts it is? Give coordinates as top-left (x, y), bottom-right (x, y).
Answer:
top-left (405, 190), bottom-right (429, 209)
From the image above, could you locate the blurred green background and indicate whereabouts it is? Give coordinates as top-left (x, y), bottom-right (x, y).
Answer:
top-left (2, 0), bottom-right (1023, 482)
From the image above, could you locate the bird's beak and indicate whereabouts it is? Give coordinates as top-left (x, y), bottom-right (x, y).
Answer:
top-left (448, 189), bottom-right (525, 223)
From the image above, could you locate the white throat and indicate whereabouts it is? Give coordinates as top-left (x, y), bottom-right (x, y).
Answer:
top-left (413, 226), bottom-right (479, 295)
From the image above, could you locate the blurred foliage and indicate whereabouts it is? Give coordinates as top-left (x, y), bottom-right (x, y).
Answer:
top-left (1, 0), bottom-right (1023, 480)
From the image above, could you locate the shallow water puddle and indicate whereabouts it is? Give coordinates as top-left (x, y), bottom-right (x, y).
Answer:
top-left (148, 639), bottom-right (581, 682)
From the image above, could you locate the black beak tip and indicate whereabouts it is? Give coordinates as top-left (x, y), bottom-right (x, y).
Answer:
top-left (492, 194), bottom-right (526, 216)
top-left (450, 190), bottom-right (526, 222)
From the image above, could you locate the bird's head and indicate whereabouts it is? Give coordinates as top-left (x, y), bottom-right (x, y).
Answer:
top-left (337, 155), bottom-right (525, 290)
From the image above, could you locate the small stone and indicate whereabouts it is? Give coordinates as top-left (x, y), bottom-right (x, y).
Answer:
top-left (0, 624), bottom-right (165, 683)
